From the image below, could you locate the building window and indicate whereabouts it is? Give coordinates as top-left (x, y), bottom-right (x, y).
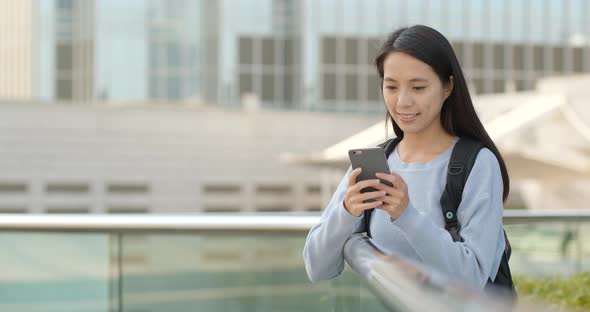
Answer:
top-left (283, 38), bottom-right (295, 66)
top-left (57, 0), bottom-right (73, 10)
top-left (367, 75), bottom-right (381, 102)
top-left (54, 0), bottom-right (94, 102)
top-left (261, 73), bottom-right (274, 101)
top-left (552, 47), bottom-right (564, 72)
top-left (473, 79), bottom-right (485, 95)
top-left (322, 37), bottom-right (337, 64)
top-left (320, 36), bottom-right (382, 108)
top-left (366, 38), bottom-right (381, 65)
top-left (237, 36), bottom-right (298, 108)
top-left (515, 80), bottom-right (528, 91)
top-left (147, 1), bottom-right (200, 102)
top-left (473, 43), bottom-right (484, 69)
top-left (56, 79), bottom-right (73, 100)
top-left (345, 74), bottom-right (358, 101)
top-left (167, 76), bottom-right (180, 99)
top-left (451, 42), bottom-right (464, 66)
top-left (573, 47), bottom-right (584, 73)
top-left (533, 46), bottom-right (544, 71)
top-left (56, 43), bottom-right (73, 71)
top-left (345, 38), bottom-right (358, 65)
top-left (323, 73), bottom-right (337, 101)
top-left (167, 42), bottom-right (181, 69)
top-left (513, 45), bottom-right (525, 71)
top-left (283, 73), bottom-right (293, 102)
top-left (492, 80), bottom-right (505, 93)
top-left (493, 44), bottom-right (504, 70)
top-left (262, 38), bottom-right (275, 65)
top-left (239, 73), bottom-right (253, 95)
top-left (239, 38), bottom-right (254, 64)
top-left (149, 77), bottom-right (159, 98)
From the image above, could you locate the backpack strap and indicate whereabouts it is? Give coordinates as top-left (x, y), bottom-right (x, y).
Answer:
top-left (443, 139), bottom-right (516, 296)
top-left (440, 137), bottom-right (485, 242)
top-left (381, 137), bottom-right (401, 159)
top-left (364, 137), bottom-right (401, 237)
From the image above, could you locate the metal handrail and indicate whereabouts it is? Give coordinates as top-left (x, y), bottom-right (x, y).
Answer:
top-left (502, 209), bottom-right (590, 224)
top-left (0, 209), bottom-right (587, 232)
top-left (343, 234), bottom-right (549, 312)
top-left (0, 214), bottom-right (319, 232)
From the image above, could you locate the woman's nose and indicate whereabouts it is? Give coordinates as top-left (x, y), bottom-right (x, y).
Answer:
top-left (396, 90), bottom-right (412, 108)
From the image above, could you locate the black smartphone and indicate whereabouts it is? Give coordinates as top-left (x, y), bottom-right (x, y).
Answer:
top-left (348, 147), bottom-right (393, 201)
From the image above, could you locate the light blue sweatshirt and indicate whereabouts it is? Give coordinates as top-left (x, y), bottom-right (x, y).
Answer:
top-left (303, 137), bottom-right (506, 289)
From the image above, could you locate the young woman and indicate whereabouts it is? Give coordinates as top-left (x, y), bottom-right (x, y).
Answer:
top-left (303, 25), bottom-right (510, 290)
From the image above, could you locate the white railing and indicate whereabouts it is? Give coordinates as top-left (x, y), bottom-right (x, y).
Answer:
top-left (0, 209), bottom-right (588, 232)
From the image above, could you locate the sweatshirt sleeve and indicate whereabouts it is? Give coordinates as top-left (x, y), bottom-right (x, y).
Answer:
top-left (302, 166), bottom-right (367, 282)
top-left (391, 148), bottom-right (505, 288)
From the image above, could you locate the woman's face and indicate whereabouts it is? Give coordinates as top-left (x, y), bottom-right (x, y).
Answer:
top-left (381, 51), bottom-right (453, 136)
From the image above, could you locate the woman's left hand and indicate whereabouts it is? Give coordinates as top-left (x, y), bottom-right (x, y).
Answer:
top-left (374, 171), bottom-right (410, 220)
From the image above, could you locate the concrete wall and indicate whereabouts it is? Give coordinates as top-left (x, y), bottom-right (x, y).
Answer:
top-left (0, 102), bottom-right (379, 213)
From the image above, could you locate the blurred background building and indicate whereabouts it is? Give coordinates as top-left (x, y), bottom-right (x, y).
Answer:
top-left (3, 0), bottom-right (589, 109)
top-left (0, 0), bottom-right (589, 213)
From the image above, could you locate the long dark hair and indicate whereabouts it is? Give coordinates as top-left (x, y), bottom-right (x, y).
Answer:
top-left (374, 25), bottom-right (510, 202)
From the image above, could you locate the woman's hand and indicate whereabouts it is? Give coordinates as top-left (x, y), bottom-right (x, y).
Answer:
top-left (374, 171), bottom-right (410, 220)
top-left (343, 168), bottom-right (387, 217)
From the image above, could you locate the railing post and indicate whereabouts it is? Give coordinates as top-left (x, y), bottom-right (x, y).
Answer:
top-left (109, 233), bottom-right (124, 312)
top-left (575, 220), bottom-right (582, 273)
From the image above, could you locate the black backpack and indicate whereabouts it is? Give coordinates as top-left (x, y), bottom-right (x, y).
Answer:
top-left (364, 137), bottom-right (517, 299)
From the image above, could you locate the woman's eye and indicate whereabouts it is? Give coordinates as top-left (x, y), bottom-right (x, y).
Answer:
top-left (385, 86), bottom-right (397, 90)
top-left (414, 86), bottom-right (426, 90)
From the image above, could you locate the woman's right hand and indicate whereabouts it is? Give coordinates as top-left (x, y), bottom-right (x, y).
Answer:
top-left (343, 168), bottom-right (387, 217)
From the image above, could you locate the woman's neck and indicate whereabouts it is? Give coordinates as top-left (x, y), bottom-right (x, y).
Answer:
top-left (398, 128), bottom-right (455, 163)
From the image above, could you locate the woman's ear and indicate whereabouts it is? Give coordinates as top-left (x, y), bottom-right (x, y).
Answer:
top-left (445, 76), bottom-right (455, 98)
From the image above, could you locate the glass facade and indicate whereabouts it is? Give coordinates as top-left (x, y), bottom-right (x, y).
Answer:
top-left (3, 0), bottom-right (590, 112)
top-left (53, 0), bottom-right (94, 101)
top-left (146, 0), bottom-right (201, 101)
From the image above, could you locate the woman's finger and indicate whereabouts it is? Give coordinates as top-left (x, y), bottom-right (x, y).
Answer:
top-left (348, 168), bottom-right (362, 188)
top-left (367, 200), bottom-right (384, 209)
top-left (358, 190), bottom-right (387, 203)
top-left (375, 172), bottom-right (397, 186)
top-left (355, 200), bottom-right (383, 211)
top-left (373, 183), bottom-right (396, 195)
top-left (373, 184), bottom-right (404, 198)
top-left (349, 190), bottom-right (385, 205)
top-left (388, 171), bottom-right (408, 191)
top-left (351, 179), bottom-right (381, 194)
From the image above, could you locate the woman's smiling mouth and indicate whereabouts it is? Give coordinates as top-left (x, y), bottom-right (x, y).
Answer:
top-left (397, 112), bottom-right (419, 122)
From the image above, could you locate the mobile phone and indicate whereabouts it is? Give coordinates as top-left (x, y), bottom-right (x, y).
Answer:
top-left (348, 147), bottom-right (393, 200)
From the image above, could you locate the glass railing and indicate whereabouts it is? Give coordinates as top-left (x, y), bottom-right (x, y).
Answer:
top-left (504, 210), bottom-right (590, 277)
top-left (0, 215), bottom-right (388, 312)
top-left (0, 210), bottom-right (587, 311)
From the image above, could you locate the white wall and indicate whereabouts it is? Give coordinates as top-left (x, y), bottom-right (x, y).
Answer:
top-left (0, 102), bottom-right (378, 213)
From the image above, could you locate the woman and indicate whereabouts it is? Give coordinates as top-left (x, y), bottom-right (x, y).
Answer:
top-left (303, 25), bottom-right (510, 290)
